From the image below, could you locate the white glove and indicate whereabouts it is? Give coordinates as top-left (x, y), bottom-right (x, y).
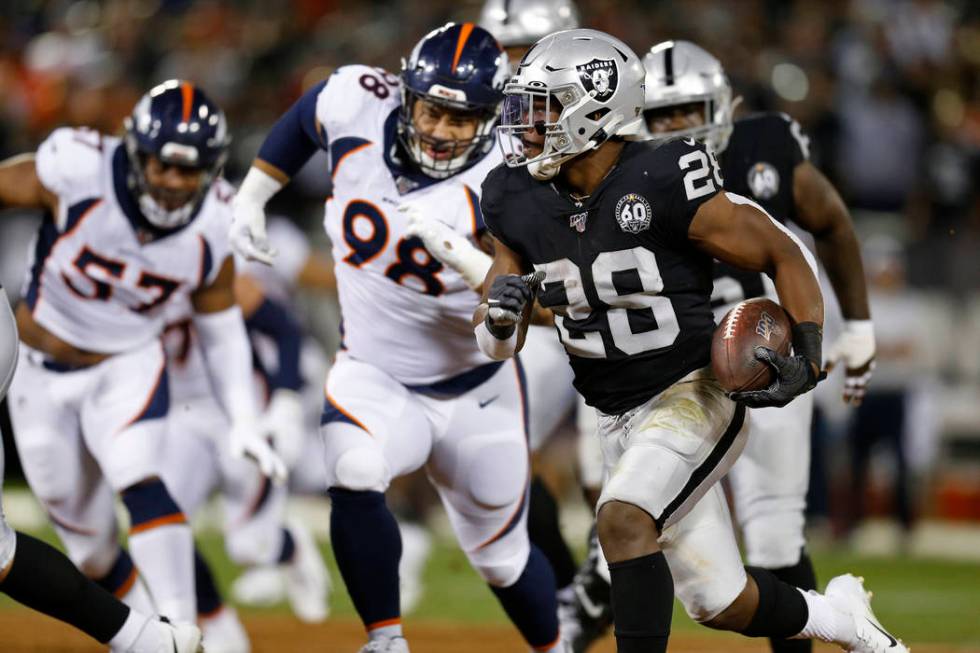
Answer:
top-left (825, 319), bottom-right (876, 405)
top-left (229, 420), bottom-right (288, 484)
top-left (401, 203), bottom-right (491, 290)
top-left (260, 389), bottom-right (306, 469)
top-left (230, 167), bottom-right (284, 265)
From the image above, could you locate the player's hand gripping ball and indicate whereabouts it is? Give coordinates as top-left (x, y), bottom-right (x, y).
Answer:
top-left (712, 298), bottom-right (792, 393)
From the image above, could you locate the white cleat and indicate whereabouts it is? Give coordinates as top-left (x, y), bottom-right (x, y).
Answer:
top-left (825, 574), bottom-right (908, 653)
top-left (357, 636), bottom-right (410, 652)
top-left (398, 522), bottom-right (432, 615)
top-left (231, 566), bottom-right (286, 607)
top-left (284, 519), bottom-right (331, 622)
top-left (200, 606), bottom-right (251, 653)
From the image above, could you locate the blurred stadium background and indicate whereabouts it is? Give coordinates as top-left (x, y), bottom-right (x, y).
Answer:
top-left (0, 0), bottom-right (978, 651)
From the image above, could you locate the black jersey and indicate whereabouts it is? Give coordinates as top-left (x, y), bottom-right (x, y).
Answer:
top-left (711, 112), bottom-right (810, 311)
top-left (483, 139), bottom-right (722, 415)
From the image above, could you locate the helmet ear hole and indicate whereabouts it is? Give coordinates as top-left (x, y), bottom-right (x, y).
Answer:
top-left (587, 107), bottom-right (611, 122)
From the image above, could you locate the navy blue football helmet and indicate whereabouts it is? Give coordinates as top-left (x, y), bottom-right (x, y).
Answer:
top-left (124, 80), bottom-right (230, 229)
top-left (399, 23), bottom-right (509, 178)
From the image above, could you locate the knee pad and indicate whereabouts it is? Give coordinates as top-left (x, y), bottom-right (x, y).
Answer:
top-left (72, 542), bottom-right (121, 580)
top-left (741, 512), bottom-right (805, 569)
top-left (459, 434), bottom-right (526, 509)
top-left (334, 447), bottom-right (387, 492)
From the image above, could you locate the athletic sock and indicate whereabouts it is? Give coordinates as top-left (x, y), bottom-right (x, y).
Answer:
top-left (489, 545), bottom-right (560, 651)
top-left (329, 488), bottom-right (402, 636)
top-left (122, 480), bottom-right (196, 621)
top-left (194, 548), bottom-right (223, 619)
top-left (0, 531), bottom-right (129, 643)
top-left (277, 527), bottom-right (296, 564)
top-left (741, 567), bottom-right (809, 639)
top-left (527, 476), bottom-right (577, 588)
top-left (768, 551), bottom-right (817, 652)
top-left (94, 548), bottom-right (157, 615)
top-left (608, 551), bottom-right (672, 653)
top-left (792, 589), bottom-right (856, 643)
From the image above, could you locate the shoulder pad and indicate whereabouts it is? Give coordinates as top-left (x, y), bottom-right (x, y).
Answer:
top-left (35, 127), bottom-right (108, 201)
top-left (316, 65), bottom-right (401, 139)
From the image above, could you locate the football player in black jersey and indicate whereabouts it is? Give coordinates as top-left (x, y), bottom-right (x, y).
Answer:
top-left (475, 29), bottom-right (903, 653)
top-left (642, 40), bottom-right (877, 653)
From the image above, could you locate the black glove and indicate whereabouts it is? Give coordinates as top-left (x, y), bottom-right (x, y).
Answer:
top-left (485, 274), bottom-right (532, 338)
top-left (730, 322), bottom-right (826, 408)
top-left (484, 271), bottom-right (545, 339)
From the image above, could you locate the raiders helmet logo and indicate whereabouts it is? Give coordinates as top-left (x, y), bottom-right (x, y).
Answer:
top-left (615, 193), bottom-right (652, 234)
top-left (747, 162), bottom-right (780, 200)
top-left (576, 58), bottom-right (618, 103)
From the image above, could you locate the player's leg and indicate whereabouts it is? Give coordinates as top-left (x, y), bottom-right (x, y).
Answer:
top-left (7, 348), bottom-right (156, 614)
top-left (559, 399), bottom-right (613, 653)
top-left (0, 419), bottom-right (201, 651)
top-left (728, 393), bottom-right (817, 653)
top-left (219, 441), bottom-right (329, 624)
top-left (159, 400), bottom-right (251, 652)
top-left (81, 342), bottom-right (196, 622)
top-left (595, 367), bottom-right (748, 653)
top-left (665, 481), bottom-right (906, 652)
top-left (322, 353), bottom-right (433, 647)
top-left (426, 358), bottom-right (561, 652)
top-left (520, 328), bottom-right (580, 592)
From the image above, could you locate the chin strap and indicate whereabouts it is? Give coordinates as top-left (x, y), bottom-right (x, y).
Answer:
top-left (529, 114), bottom-right (625, 181)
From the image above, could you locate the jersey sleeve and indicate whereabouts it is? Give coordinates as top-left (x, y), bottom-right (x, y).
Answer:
top-left (35, 128), bottom-right (106, 228)
top-left (315, 65), bottom-right (400, 175)
top-left (197, 178), bottom-right (236, 289)
top-left (651, 139), bottom-right (723, 245)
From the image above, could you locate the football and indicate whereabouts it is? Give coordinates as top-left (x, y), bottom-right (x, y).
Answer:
top-left (711, 298), bottom-right (792, 393)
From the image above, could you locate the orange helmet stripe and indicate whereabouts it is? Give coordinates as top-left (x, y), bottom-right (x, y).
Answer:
top-left (451, 22), bottom-right (475, 72)
top-left (181, 81), bottom-right (194, 123)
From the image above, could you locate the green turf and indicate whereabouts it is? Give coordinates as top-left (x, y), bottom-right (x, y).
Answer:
top-left (4, 529), bottom-right (979, 647)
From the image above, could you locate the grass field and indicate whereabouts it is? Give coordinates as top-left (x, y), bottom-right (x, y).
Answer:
top-left (2, 528), bottom-right (979, 651)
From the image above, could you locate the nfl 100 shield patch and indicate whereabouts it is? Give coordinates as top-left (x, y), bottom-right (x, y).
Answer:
top-left (747, 162), bottom-right (780, 200)
top-left (614, 193), bottom-right (652, 233)
top-left (576, 58), bottom-right (618, 103)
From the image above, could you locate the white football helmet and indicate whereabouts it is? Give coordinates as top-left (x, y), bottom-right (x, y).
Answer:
top-left (643, 40), bottom-right (735, 153)
top-left (498, 29), bottom-right (647, 180)
top-left (478, 0), bottom-right (581, 47)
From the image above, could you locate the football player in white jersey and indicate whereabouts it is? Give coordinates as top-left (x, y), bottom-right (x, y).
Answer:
top-left (0, 287), bottom-right (202, 651)
top-left (231, 23), bottom-right (563, 653)
top-left (0, 80), bottom-right (284, 626)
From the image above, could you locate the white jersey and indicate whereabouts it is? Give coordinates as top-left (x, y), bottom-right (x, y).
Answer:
top-left (23, 127), bottom-right (234, 354)
top-left (315, 65), bottom-right (501, 385)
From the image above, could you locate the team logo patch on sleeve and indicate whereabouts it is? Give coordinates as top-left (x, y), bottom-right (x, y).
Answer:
top-left (614, 193), bottom-right (652, 233)
top-left (747, 162), bottom-right (780, 200)
top-left (576, 59), bottom-right (618, 103)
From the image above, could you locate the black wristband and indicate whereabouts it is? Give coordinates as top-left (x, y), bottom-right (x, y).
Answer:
top-left (791, 322), bottom-right (822, 370)
top-left (485, 313), bottom-right (516, 340)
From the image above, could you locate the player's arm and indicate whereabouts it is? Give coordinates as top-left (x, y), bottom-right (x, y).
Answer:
top-left (191, 257), bottom-right (287, 481)
top-left (689, 191), bottom-right (824, 407)
top-left (472, 235), bottom-right (537, 359)
top-left (0, 154), bottom-right (59, 213)
top-left (231, 81), bottom-right (328, 264)
top-left (233, 273), bottom-right (307, 465)
top-left (793, 160), bottom-right (875, 403)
